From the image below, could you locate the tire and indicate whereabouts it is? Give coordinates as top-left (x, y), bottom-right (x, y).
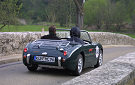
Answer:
top-left (73, 54), bottom-right (83, 76)
top-left (94, 50), bottom-right (103, 68)
top-left (27, 64), bottom-right (38, 71)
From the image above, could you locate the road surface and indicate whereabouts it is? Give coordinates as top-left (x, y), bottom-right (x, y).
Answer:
top-left (0, 46), bottom-right (135, 85)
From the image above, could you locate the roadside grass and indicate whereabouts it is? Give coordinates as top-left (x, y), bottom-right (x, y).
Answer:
top-left (88, 30), bottom-right (135, 39)
top-left (0, 25), bottom-right (47, 32)
top-left (0, 25), bottom-right (68, 32)
top-left (0, 25), bottom-right (135, 39)
top-left (124, 33), bottom-right (135, 38)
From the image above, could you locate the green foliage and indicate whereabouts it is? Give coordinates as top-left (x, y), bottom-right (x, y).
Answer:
top-left (1, 0), bottom-right (135, 33)
top-left (20, 0), bottom-right (48, 23)
top-left (54, 0), bottom-right (76, 27)
top-left (84, 0), bottom-right (135, 32)
top-left (19, 0), bottom-right (76, 27)
top-left (0, 0), bottom-right (22, 29)
top-left (84, 0), bottom-right (107, 29)
top-left (125, 34), bottom-right (135, 39)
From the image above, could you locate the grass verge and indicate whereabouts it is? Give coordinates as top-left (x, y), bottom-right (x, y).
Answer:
top-left (0, 25), bottom-right (68, 32)
top-left (0, 25), bottom-right (135, 39)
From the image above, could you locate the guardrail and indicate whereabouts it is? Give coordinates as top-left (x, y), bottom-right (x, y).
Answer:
top-left (62, 52), bottom-right (135, 85)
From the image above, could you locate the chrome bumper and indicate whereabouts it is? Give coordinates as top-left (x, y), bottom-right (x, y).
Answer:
top-left (26, 54), bottom-right (31, 64)
top-left (58, 56), bottom-right (61, 67)
top-left (39, 56), bottom-right (63, 69)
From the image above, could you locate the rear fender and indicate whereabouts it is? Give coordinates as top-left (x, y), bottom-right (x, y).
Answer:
top-left (80, 51), bottom-right (85, 68)
top-left (63, 48), bottom-right (83, 71)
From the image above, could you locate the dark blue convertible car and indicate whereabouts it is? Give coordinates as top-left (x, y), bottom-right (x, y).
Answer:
top-left (23, 29), bottom-right (103, 76)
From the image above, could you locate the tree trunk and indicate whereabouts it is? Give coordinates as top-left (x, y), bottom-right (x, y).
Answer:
top-left (76, 8), bottom-right (84, 29)
top-left (73, 0), bottom-right (84, 29)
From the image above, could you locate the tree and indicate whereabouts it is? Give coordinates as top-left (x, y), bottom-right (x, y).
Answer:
top-left (73, 0), bottom-right (84, 29)
top-left (84, 0), bottom-right (131, 32)
top-left (56, 0), bottom-right (76, 27)
top-left (19, 0), bottom-right (76, 27)
top-left (45, 0), bottom-right (76, 27)
top-left (127, 0), bottom-right (135, 32)
top-left (0, 0), bottom-right (22, 30)
top-left (20, 0), bottom-right (48, 23)
top-left (84, 0), bottom-right (107, 30)
top-left (112, 1), bottom-right (127, 31)
top-left (103, 0), bottom-right (114, 31)
top-left (45, 0), bottom-right (57, 23)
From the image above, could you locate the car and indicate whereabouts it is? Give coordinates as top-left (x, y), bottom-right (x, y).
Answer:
top-left (23, 29), bottom-right (103, 76)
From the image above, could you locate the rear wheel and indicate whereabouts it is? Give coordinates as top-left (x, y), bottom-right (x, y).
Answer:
top-left (27, 64), bottom-right (38, 71)
top-left (94, 50), bottom-right (103, 68)
top-left (73, 54), bottom-right (83, 76)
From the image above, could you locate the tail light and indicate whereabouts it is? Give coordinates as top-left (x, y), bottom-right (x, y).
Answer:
top-left (23, 55), bottom-right (26, 58)
top-left (24, 48), bottom-right (27, 52)
top-left (62, 58), bottom-right (65, 62)
top-left (64, 51), bottom-right (67, 56)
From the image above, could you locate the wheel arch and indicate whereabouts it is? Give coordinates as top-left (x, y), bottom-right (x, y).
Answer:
top-left (80, 51), bottom-right (85, 67)
top-left (101, 48), bottom-right (103, 54)
top-left (97, 43), bottom-right (103, 54)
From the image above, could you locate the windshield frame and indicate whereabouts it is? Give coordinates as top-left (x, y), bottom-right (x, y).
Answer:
top-left (56, 29), bottom-right (92, 43)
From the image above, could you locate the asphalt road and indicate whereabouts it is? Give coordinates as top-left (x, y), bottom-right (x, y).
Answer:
top-left (0, 46), bottom-right (135, 85)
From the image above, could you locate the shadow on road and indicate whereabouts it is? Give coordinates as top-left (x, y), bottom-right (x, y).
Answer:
top-left (26, 67), bottom-right (94, 76)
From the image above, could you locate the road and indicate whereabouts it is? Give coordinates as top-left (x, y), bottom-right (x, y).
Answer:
top-left (0, 46), bottom-right (135, 85)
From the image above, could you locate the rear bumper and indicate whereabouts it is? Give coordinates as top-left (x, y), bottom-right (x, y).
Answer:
top-left (23, 55), bottom-right (61, 66)
top-left (23, 55), bottom-right (77, 71)
top-left (39, 65), bottom-right (64, 69)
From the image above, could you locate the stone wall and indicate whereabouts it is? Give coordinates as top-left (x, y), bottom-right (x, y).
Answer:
top-left (90, 32), bottom-right (135, 45)
top-left (0, 32), bottom-right (135, 56)
top-left (0, 32), bottom-right (43, 56)
top-left (62, 52), bottom-right (135, 85)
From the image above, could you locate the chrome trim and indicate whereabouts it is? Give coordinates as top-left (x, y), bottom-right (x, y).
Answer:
top-left (59, 48), bottom-right (64, 51)
top-left (65, 42), bottom-right (70, 47)
top-left (68, 45), bottom-right (81, 58)
top-left (58, 56), bottom-right (61, 67)
top-left (42, 52), bottom-right (47, 55)
top-left (27, 54), bottom-right (30, 64)
top-left (56, 29), bottom-right (87, 32)
top-left (26, 43), bottom-right (30, 47)
top-left (83, 43), bottom-right (91, 46)
top-left (78, 56), bottom-right (83, 73)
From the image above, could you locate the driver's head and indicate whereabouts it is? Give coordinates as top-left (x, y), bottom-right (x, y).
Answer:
top-left (70, 27), bottom-right (81, 38)
top-left (49, 26), bottom-right (56, 35)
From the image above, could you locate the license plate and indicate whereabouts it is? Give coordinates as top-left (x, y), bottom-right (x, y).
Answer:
top-left (34, 56), bottom-right (55, 62)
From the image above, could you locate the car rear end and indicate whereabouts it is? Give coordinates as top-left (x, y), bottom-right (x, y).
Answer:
top-left (23, 39), bottom-right (71, 69)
